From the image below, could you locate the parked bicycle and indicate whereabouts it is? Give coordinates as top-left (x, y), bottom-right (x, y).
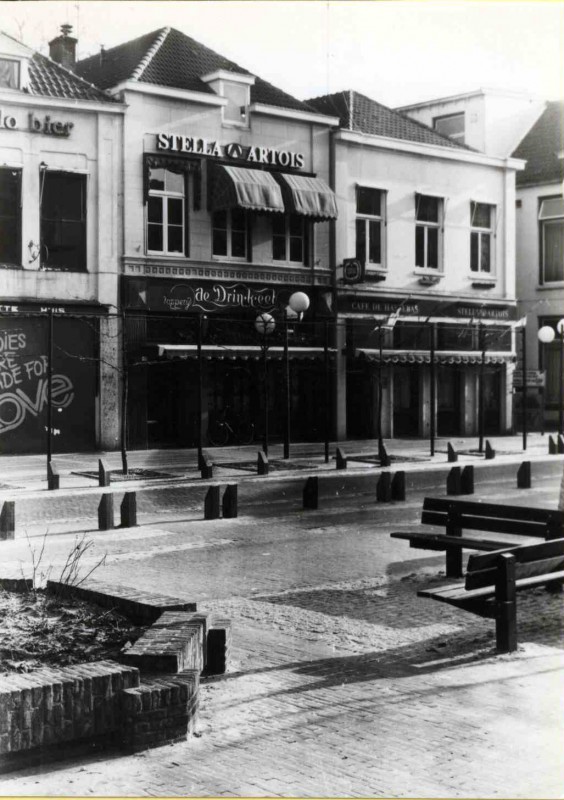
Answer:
top-left (207, 409), bottom-right (255, 446)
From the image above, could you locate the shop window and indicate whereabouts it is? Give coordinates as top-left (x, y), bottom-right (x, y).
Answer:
top-left (212, 208), bottom-right (247, 260)
top-left (0, 168), bottom-right (21, 265)
top-left (433, 112), bottom-right (465, 144)
top-left (41, 171), bottom-right (86, 271)
top-left (273, 214), bottom-right (306, 264)
top-left (470, 202), bottom-right (494, 273)
top-left (415, 194), bottom-right (442, 270)
top-left (538, 196), bottom-right (564, 284)
top-left (146, 168), bottom-right (185, 256)
top-left (0, 58), bottom-right (19, 89)
top-left (355, 187), bottom-right (385, 268)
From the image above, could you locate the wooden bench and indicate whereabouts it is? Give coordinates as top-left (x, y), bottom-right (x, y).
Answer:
top-left (417, 538), bottom-right (564, 652)
top-left (391, 498), bottom-right (564, 578)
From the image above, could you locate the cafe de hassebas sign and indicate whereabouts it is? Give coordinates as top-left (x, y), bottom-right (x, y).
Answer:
top-left (156, 133), bottom-right (305, 170)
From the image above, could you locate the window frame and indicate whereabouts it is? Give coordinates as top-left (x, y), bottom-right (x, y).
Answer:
top-left (538, 195), bottom-right (564, 286)
top-left (272, 213), bottom-right (307, 266)
top-left (355, 186), bottom-right (386, 271)
top-left (221, 79), bottom-right (251, 128)
top-left (146, 167), bottom-right (186, 258)
top-left (0, 166), bottom-right (21, 266)
top-left (470, 201), bottom-right (495, 276)
top-left (211, 208), bottom-right (248, 261)
top-left (432, 112), bottom-right (465, 144)
top-left (40, 169), bottom-right (87, 272)
top-left (0, 57), bottom-right (20, 90)
top-left (415, 193), bottom-right (443, 272)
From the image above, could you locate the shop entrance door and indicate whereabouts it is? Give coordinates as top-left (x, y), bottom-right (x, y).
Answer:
top-left (393, 367), bottom-right (419, 436)
top-left (437, 367), bottom-right (461, 436)
top-left (483, 368), bottom-right (501, 434)
top-left (346, 364), bottom-right (373, 438)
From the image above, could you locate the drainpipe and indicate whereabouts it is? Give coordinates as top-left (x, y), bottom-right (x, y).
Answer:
top-left (329, 128), bottom-right (338, 443)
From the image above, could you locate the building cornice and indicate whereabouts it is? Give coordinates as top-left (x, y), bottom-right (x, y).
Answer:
top-left (108, 80), bottom-right (227, 106)
top-left (334, 129), bottom-right (526, 170)
top-left (0, 90), bottom-right (125, 114)
top-left (249, 102), bottom-right (340, 127)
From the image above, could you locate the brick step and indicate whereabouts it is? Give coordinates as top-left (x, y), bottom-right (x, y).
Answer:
top-left (120, 611), bottom-right (207, 674)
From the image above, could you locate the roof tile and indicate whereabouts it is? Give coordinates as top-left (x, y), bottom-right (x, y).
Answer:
top-left (512, 102), bottom-right (564, 186)
top-left (27, 51), bottom-right (115, 102)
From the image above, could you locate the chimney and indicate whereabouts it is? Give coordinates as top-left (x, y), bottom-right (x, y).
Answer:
top-left (49, 24), bottom-right (77, 70)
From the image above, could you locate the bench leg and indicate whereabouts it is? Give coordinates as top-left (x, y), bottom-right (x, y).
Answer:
top-left (445, 546), bottom-right (463, 579)
top-left (495, 554), bottom-right (517, 653)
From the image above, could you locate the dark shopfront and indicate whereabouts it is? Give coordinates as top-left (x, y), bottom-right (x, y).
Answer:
top-left (123, 277), bottom-right (333, 450)
top-left (341, 295), bottom-right (516, 439)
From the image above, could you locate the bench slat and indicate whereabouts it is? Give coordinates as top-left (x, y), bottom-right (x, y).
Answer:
top-left (390, 530), bottom-right (521, 552)
top-left (419, 569), bottom-right (564, 605)
top-left (466, 554), bottom-right (564, 590)
top-left (420, 511), bottom-right (550, 538)
top-left (423, 498), bottom-right (564, 526)
top-left (467, 538), bottom-right (564, 572)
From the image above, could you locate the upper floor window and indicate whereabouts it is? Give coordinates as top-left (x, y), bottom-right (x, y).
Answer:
top-left (415, 194), bottom-right (442, 270)
top-left (273, 214), bottom-right (306, 264)
top-left (0, 168), bottom-right (21, 265)
top-left (223, 81), bottom-right (249, 126)
top-left (356, 187), bottom-right (384, 268)
top-left (212, 209), bottom-right (247, 260)
top-left (41, 171), bottom-right (86, 271)
top-left (470, 202), bottom-right (494, 274)
top-left (146, 168), bottom-right (185, 256)
top-left (538, 196), bottom-right (564, 284)
top-left (0, 58), bottom-right (19, 89)
top-left (433, 112), bottom-right (465, 144)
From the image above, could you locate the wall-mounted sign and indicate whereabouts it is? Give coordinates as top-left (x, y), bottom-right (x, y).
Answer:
top-left (513, 370), bottom-right (545, 388)
top-left (0, 109), bottom-right (74, 137)
top-left (338, 295), bottom-right (517, 321)
top-left (156, 133), bottom-right (304, 169)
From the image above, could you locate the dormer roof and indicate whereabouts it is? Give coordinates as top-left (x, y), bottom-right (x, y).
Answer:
top-left (512, 101), bottom-right (564, 186)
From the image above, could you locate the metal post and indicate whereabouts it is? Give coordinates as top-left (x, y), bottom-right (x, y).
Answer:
top-left (283, 312), bottom-right (290, 459)
top-left (46, 309), bottom-right (53, 468)
top-left (522, 323), bottom-right (527, 451)
top-left (430, 322), bottom-right (436, 457)
top-left (559, 329), bottom-right (563, 437)
top-left (263, 330), bottom-right (269, 456)
top-left (121, 311), bottom-right (129, 474)
top-left (197, 314), bottom-right (203, 468)
top-left (377, 323), bottom-right (383, 451)
top-left (324, 320), bottom-right (330, 464)
top-left (478, 323), bottom-right (485, 454)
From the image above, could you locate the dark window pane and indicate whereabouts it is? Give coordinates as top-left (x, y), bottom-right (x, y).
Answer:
top-left (273, 235), bottom-right (286, 261)
top-left (544, 220), bottom-right (564, 282)
top-left (289, 214), bottom-right (303, 237)
top-left (149, 168), bottom-right (165, 191)
top-left (231, 208), bottom-right (246, 232)
top-left (0, 168), bottom-right (20, 264)
top-left (148, 223), bottom-right (163, 251)
top-left (472, 202), bottom-right (491, 229)
top-left (231, 231), bottom-right (246, 258)
top-left (272, 215), bottom-right (286, 236)
top-left (415, 225), bottom-right (424, 267)
top-left (168, 198), bottom-right (183, 226)
top-left (289, 235), bottom-right (303, 263)
top-left (42, 173), bottom-right (84, 221)
top-left (480, 234), bottom-right (491, 272)
top-left (213, 210), bottom-right (227, 231)
top-left (356, 219), bottom-right (366, 263)
top-left (213, 229), bottom-right (227, 256)
top-left (0, 218), bottom-right (18, 263)
top-left (148, 197), bottom-right (163, 223)
top-left (427, 227), bottom-right (438, 268)
top-left (43, 221), bottom-right (85, 270)
top-left (357, 187), bottom-right (381, 216)
top-left (41, 173), bottom-right (86, 270)
top-left (470, 231), bottom-right (478, 271)
top-left (168, 225), bottom-right (183, 253)
top-left (417, 195), bottom-right (439, 223)
top-left (368, 220), bottom-right (381, 263)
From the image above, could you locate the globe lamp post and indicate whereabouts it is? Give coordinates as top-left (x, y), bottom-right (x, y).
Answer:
top-left (283, 292), bottom-right (310, 459)
top-left (255, 312), bottom-right (275, 455)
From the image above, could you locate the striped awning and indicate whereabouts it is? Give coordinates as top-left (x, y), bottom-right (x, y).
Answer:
top-left (277, 173), bottom-right (338, 220)
top-left (158, 344), bottom-right (335, 360)
top-left (211, 166), bottom-right (285, 213)
top-left (355, 349), bottom-right (514, 365)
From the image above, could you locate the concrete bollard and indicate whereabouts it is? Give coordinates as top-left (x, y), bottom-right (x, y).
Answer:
top-left (0, 500), bottom-right (15, 540)
top-left (48, 461), bottom-right (60, 491)
top-left (98, 459), bottom-right (111, 487)
top-left (558, 435), bottom-right (564, 455)
top-left (391, 471), bottom-right (406, 502)
top-left (222, 484), bottom-right (238, 519)
top-left (517, 461), bottom-right (531, 489)
top-left (447, 466), bottom-right (462, 495)
top-left (378, 441), bottom-right (391, 468)
top-left (485, 440), bottom-right (495, 460)
top-left (257, 451), bottom-right (269, 476)
top-left (98, 493), bottom-right (114, 531)
top-left (548, 435), bottom-right (557, 455)
top-left (204, 486), bottom-right (221, 519)
top-left (200, 452), bottom-right (213, 479)
top-left (376, 472), bottom-right (392, 503)
top-left (461, 465), bottom-right (475, 495)
top-left (447, 442), bottom-right (458, 463)
top-left (303, 476), bottom-right (319, 510)
top-left (120, 491), bottom-right (137, 527)
top-left (336, 447), bottom-right (347, 470)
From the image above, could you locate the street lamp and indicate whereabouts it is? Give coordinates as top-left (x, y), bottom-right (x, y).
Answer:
top-left (255, 312), bottom-right (276, 455)
top-left (283, 291), bottom-right (310, 459)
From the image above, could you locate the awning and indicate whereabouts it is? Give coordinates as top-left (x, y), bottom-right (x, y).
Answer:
top-left (355, 349), bottom-right (514, 366)
top-left (277, 173), bottom-right (338, 220)
top-left (211, 166), bottom-right (285, 213)
top-left (157, 344), bottom-right (335, 360)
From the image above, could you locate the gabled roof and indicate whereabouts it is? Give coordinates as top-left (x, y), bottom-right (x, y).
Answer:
top-left (0, 30), bottom-right (115, 103)
top-left (75, 26), bottom-right (312, 113)
top-left (512, 101), bottom-right (564, 187)
top-left (307, 90), bottom-right (470, 150)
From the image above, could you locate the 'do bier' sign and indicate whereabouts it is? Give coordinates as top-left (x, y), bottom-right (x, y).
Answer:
top-left (157, 133), bottom-right (305, 169)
